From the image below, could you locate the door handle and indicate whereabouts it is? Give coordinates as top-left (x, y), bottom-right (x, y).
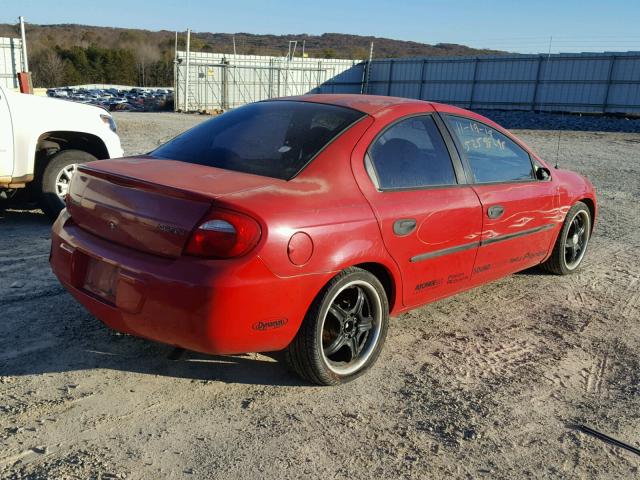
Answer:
top-left (487, 205), bottom-right (505, 219)
top-left (393, 219), bottom-right (417, 236)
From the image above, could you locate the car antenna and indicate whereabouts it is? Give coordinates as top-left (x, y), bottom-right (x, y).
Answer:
top-left (554, 125), bottom-right (562, 169)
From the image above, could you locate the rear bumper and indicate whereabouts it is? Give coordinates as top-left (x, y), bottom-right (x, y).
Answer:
top-left (50, 211), bottom-right (328, 355)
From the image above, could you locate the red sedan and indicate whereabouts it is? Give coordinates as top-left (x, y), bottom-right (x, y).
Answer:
top-left (50, 95), bottom-right (596, 385)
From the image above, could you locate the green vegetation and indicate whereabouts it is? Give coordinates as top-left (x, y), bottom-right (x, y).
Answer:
top-left (30, 45), bottom-right (173, 87)
top-left (0, 23), bottom-right (504, 88)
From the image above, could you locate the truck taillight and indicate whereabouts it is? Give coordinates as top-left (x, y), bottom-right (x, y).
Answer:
top-left (184, 208), bottom-right (261, 259)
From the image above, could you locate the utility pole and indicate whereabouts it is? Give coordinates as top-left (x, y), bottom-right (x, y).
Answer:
top-left (301, 40), bottom-right (306, 91)
top-left (18, 16), bottom-right (28, 71)
top-left (17, 16), bottom-right (32, 93)
top-left (173, 31), bottom-right (178, 111)
top-left (184, 29), bottom-right (191, 112)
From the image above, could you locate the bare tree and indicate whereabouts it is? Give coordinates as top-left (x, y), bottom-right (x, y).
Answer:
top-left (134, 43), bottom-right (161, 87)
top-left (33, 50), bottom-right (66, 87)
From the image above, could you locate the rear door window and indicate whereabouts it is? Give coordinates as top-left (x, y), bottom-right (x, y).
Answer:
top-left (445, 115), bottom-right (534, 183)
top-left (151, 101), bottom-right (365, 180)
top-left (368, 115), bottom-right (457, 190)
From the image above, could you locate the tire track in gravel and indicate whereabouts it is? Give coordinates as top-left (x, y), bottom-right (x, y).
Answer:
top-left (446, 337), bottom-right (541, 382)
top-left (583, 353), bottom-right (609, 395)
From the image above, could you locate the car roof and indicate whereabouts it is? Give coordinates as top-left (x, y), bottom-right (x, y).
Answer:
top-left (274, 93), bottom-right (479, 119)
top-left (275, 94), bottom-right (538, 158)
top-left (275, 94), bottom-right (435, 115)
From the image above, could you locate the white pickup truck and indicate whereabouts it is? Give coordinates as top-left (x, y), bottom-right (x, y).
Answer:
top-left (0, 86), bottom-right (123, 218)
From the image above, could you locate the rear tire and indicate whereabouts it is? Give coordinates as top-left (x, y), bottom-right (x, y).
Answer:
top-left (286, 267), bottom-right (389, 385)
top-left (40, 149), bottom-right (97, 220)
top-left (541, 201), bottom-right (591, 275)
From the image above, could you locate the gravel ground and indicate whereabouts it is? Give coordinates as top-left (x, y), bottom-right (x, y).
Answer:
top-left (477, 110), bottom-right (640, 133)
top-left (1, 111), bottom-right (639, 479)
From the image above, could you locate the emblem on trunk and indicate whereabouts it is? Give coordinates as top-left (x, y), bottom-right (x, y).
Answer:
top-left (157, 223), bottom-right (187, 236)
top-left (109, 221), bottom-right (117, 231)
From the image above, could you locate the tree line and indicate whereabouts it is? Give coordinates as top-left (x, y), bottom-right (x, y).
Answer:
top-left (31, 45), bottom-right (174, 88)
top-left (7, 24), bottom-right (504, 88)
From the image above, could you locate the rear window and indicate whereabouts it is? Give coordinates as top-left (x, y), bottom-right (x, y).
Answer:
top-left (151, 101), bottom-right (365, 180)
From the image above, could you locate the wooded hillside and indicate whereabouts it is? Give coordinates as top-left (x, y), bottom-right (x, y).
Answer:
top-left (0, 23), bottom-right (505, 87)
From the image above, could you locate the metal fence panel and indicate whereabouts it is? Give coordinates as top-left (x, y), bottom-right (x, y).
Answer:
top-left (356, 52), bottom-right (640, 115)
top-left (0, 37), bottom-right (24, 89)
top-left (175, 51), bottom-right (360, 111)
top-left (174, 51), bottom-right (640, 115)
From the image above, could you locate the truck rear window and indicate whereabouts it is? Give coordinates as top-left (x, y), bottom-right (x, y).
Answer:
top-left (151, 101), bottom-right (365, 180)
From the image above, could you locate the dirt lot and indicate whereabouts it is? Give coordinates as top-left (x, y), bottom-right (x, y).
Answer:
top-left (1, 111), bottom-right (639, 479)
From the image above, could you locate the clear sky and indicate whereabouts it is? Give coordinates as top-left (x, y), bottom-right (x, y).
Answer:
top-left (4, 0), bottom-right (640, 54)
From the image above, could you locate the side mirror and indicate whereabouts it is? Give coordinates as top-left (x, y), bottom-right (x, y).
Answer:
top-left (536, 167), bottom-right (551, 181)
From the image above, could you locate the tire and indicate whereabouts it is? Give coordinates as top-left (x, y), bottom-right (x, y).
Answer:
top-left (40, 149), bottom-right (97, 220)
top-left (285, 267), bottom-right (389, 385)
top-left (541, 201), bottom-right (591, 275)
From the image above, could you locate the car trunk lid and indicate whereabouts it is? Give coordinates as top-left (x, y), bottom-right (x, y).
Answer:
top-left (67, 156), bottom-right (277, 257)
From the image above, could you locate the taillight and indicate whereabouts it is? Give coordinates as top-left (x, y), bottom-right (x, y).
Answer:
top-left (184, 208), bottom-right (261, 258)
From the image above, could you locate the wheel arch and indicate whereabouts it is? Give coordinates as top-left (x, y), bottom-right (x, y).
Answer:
top-left (34, 131), bottom-right (109, 179)
top-left (37, 130), bottom-right (109, 159)
top-left (350, 261), bottom-right (400, 315)
top-left (580, 197), bottom-right (596, 232)
top-left (300, 259), bottom-right (401, 321)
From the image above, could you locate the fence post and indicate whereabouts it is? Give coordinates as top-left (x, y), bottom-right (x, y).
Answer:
top-left (268, 58), bottom-right (273, 99)
top-left (531, 55), bottom-right (543, 111)
top-left (602, 55), bottom-right (616, 114)
top-left (386, 60), bottom-right (394, 96)
top-left (417, 59), bottom-right (427, 100)
top-left (468, 57), bottom-right (479, 109)
top-left (360, 61), bottom-right (369, 94)
top-left (173, 32), bottom-right (178, 112)
top-left (184, 29), bottom-right (191, 112)
top-left (221, 57), bottom-right (228, 110)
top-left (277, 63), bottom-right (281, 97)
top-left (283, 58), bottom-right (290, 96)
top-left (203, 66), bottom-right (208, 110)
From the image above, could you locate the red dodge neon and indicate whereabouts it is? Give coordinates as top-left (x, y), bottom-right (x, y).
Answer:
top-left (50, 95), bottom-right (596, 385)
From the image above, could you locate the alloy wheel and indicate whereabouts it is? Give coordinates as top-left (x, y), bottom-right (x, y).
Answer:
top-left (564, 209), bottom-right (589, 270)
top-left (320, 280), bottom-right (383, 375)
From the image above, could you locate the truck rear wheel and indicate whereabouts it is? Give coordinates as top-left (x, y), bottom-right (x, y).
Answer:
top-left (40, 149), bottom-right (97, 220)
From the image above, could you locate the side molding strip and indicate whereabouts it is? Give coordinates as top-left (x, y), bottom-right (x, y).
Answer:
top-left (480, 223), bottom-right (555, 246)
top-left (410, 241), bottom-right (480, 263)
top-left (409, 223), bottom-right (555, 263)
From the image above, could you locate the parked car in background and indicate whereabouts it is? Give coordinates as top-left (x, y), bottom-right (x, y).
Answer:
top-left (50, 95), bottom-right (596, 385)
top-left (0, 86), bottom-right (123, 218)
top-left (45, 86), bottom-right (174, 112)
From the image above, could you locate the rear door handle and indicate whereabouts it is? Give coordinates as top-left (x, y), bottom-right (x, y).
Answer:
top-left (487, 205), bottom-right (505, 219)
top-left (393, 218), bottom-right (417, 236)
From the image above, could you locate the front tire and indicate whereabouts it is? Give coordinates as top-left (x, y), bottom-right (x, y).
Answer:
top-left (286, 267), bottom-right (389, 385)
top-left (541, 201), bottom-right (591, 275)
top-left (40, 149), bottom-right (97, 220)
